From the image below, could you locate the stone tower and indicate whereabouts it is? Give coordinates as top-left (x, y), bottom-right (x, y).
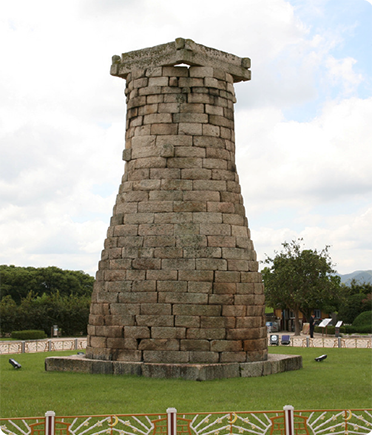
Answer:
top-left (86, 38), bottom-right (267, 366)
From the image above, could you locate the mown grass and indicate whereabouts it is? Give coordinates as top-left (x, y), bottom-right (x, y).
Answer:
top-left (0, 347), bottom-right (371, 418)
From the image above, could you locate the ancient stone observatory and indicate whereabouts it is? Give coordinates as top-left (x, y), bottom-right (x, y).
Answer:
top-left (86, 38), bottom-right (267, 365)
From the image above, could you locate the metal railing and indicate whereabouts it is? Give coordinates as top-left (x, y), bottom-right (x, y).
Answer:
top-left (1, 407), bottom-right (371, 435)
top-left (0, 338), bottom-right (87, 355)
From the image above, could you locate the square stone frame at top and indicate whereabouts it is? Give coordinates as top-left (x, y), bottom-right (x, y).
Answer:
top-left (110, 38), bottom-right (251, 83)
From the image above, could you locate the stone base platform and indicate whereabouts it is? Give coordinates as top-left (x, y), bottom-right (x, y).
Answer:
top-left (45, 354), bottom-right (302, 381)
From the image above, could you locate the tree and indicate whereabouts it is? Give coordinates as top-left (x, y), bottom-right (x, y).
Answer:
top-left (0, 291), bottom-right (91, 336)
top-left (0, 265), bottom-right (94, 303)
top-left (0, 295), bottom-right (18, 334)
top-left (262, 239), bottom-right (341, 335)
top-left (338, 280), bottom-right (372, 323)
top-left (0, 265), bottom-right (94, 336)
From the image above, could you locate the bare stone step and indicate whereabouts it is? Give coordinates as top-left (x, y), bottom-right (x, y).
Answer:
top-left (45, 353), bottom-right (302, 381)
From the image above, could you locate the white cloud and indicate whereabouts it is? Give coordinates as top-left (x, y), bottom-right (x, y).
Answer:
top-left (237, 96), bottom-right (372, 203)
top-left (236, 95), bottom-right (372, 273)
top-left (325, 56), bottom-right (363, 95)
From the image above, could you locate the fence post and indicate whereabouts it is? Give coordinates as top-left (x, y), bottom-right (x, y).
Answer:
top-left (167, 408), bottom-right (177, 435)
top-left (45, 411), bottom-right (55, 435)
top-left (306, 337), bottom-right (309, 347)
top-left (75, 338), bottom-right (78, 350)
top-left (284, 405), bottom-right (294, 435)
top-left (21, 341), bottom-right (25, 353)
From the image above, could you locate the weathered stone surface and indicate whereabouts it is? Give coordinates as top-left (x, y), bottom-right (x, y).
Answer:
top-left (81, 39), bottom-right (268, 370)
top-left (111, 38), bottom-right (251, 83)
top-left (45, 354), bottom-right (302, 381)
top-left (113, 361), bottom-right (142, 376)
top-left (189, 351), bottom-right (219, 363)
top-left (151, 327), bottom-right (186, 339)
top-left (138, 339), bottom-right (179, 351)
top-left (143, 350), bottom-right (189, 363)
top-left (240, 354), bottom-right (303, 377)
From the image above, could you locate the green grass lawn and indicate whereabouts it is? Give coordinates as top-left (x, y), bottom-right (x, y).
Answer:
top-left (1, 347), bottom-right (371, 418)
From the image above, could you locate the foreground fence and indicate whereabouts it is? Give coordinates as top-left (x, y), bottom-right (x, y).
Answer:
top-left (0, 338), bottom-right (87, 355)
top-left (1, 406), bottom-right (372, 435)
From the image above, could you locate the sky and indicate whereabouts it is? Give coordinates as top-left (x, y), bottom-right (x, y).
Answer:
top-left (0, 0), bottom-right (371, 277)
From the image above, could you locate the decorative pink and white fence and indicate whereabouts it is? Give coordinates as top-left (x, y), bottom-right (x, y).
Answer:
top-left (1, 407), bottom-right (371, 435)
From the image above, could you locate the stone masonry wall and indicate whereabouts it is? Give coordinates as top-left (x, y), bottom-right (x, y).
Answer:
top-left (86, 64), bottom-right (267, 364)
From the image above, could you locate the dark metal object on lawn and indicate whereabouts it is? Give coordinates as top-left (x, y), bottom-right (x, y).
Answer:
top-left (315, 354), bottom-right (327, 362)
top-left (281, 335), bottom-right (291, 345)
top-left (9, 358), bottom-right (21, 369)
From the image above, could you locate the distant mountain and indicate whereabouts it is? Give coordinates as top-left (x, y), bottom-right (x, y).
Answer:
top-left (338, 270), bottom-right (372, 286)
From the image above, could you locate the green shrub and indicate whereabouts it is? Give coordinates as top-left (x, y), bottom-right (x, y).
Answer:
top-left (314, 323), bottom-right (372, 334)
top-left (356, 325), bottom-right (372, 333)
top-left (340, 325), bottom-right (356, 334)
top-left (338, 324), bottom-right (372, 334)
top-left (353, 310), bottom-right (372, 327)
top-left (348, 325), bottom-right (372, 333)
top-left (11, 330), bottom-right (47, 340)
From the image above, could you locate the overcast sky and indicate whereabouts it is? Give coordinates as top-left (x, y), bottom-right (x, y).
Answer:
top-left (1, 0), bottom-right (371, 276)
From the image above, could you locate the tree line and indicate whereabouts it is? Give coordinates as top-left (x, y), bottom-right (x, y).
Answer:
top-left (0, 265), bottom-right (94, 336)
top-left (262, 239), bottom-right (372, 334)
top-left (1, 243), bottom-right (371, 338)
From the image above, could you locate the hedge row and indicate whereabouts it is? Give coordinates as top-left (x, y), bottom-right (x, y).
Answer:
top-left (11, 330), bottom-right (47, 340)
top-left (314, 325), bottom-right (372, 335)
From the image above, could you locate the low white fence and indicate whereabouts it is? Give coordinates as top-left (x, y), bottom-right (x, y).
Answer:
top-left (0, 337), bottom-right (87, 355)
top-left (1, 335), bottom-right (371, 355)
top-left (285, 335), bottom-right (371, 348)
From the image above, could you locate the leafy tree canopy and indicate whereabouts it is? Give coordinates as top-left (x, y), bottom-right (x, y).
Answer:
top-left (262, 239), bottom-right (341, 335)
top-left (352, 310), bottom-right (372, 328)
top-left (0, 265), bottom-right (94, 304)
top-left (338, 280), bottom-right (372, 323)
top-left (0, 290), bottom-right (91, 336)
